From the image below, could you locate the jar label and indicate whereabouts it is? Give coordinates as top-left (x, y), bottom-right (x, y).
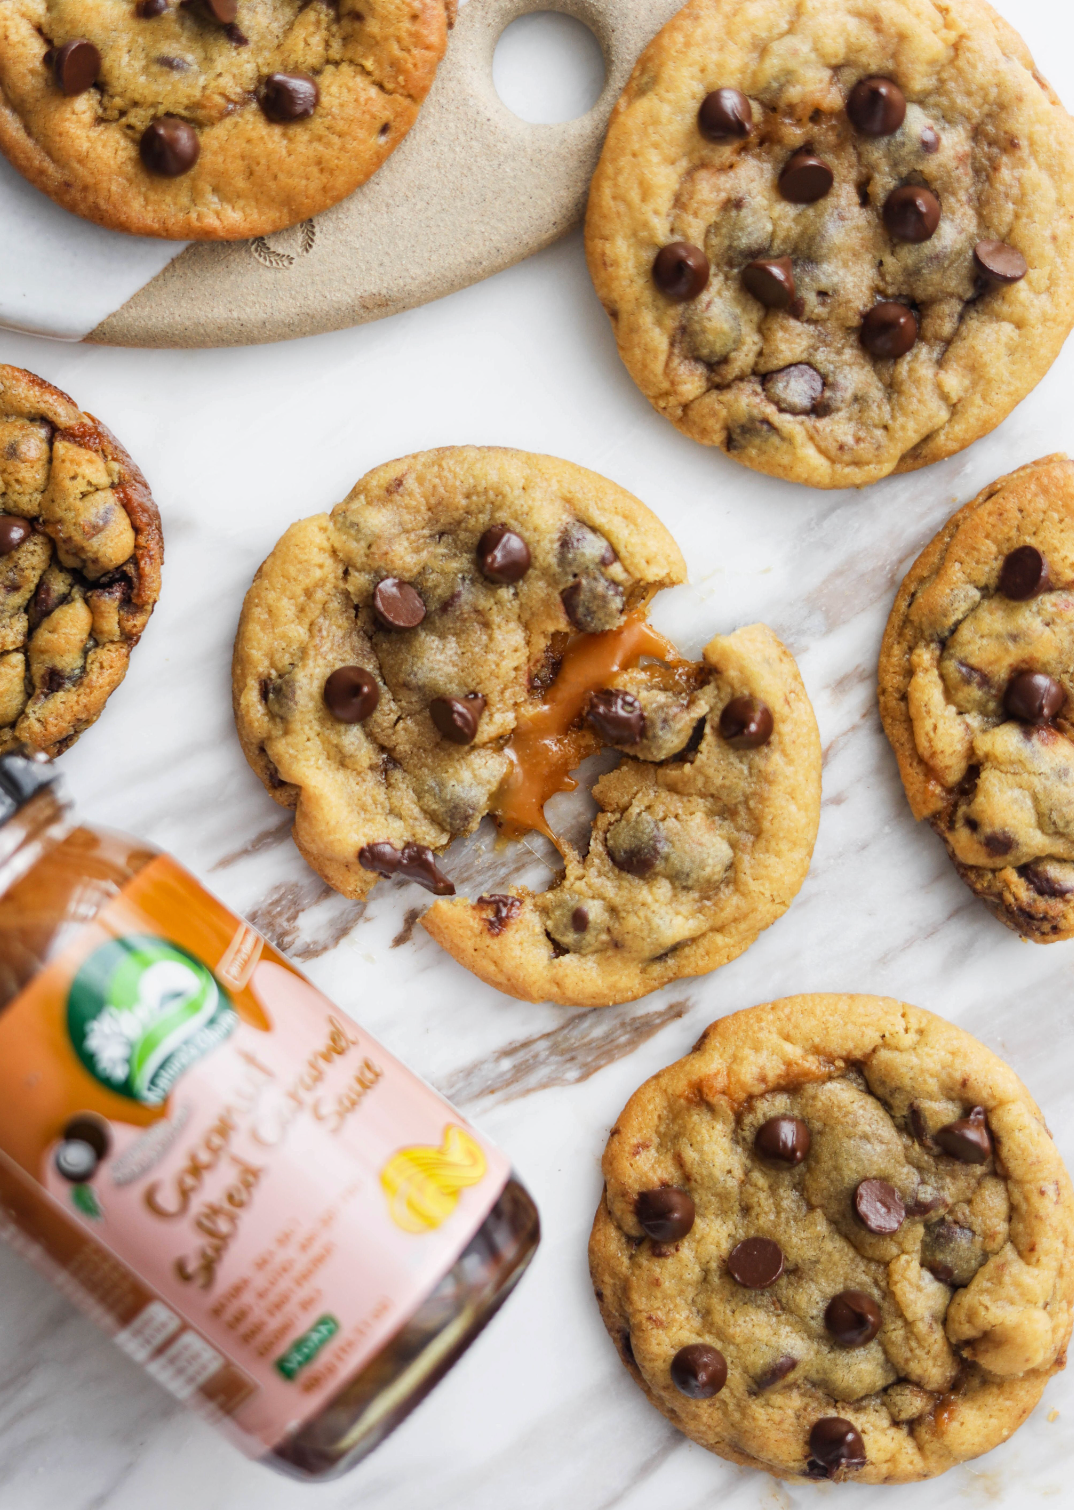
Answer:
top-left (0, 856), bottom-right (509, 1456)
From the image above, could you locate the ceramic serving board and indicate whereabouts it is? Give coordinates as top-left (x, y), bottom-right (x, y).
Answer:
top-left (0, 0), bottom-right (682, 348)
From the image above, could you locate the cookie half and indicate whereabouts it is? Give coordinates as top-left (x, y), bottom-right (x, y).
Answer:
top-left (232, 446), bottom-right (820, 1005)
top-left (590, 994), bottom-right (1074, 1483)
top-left (0, 0), bottom-right (452, 239)
top-left (585, 0), bottom-right (1074, 488)
top-left (0, 366), bottom-right (162, 758)
top-left (879, 455), bottom-right (1074, 940)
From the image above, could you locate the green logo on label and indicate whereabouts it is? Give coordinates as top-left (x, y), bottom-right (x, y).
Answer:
top-left (275, 1316), bottom-right (340, 1381)
top-left (67, 935), bottom-right (237, 1105)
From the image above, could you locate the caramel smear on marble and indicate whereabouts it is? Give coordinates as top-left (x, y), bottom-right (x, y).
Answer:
top-left (492, 611), bottom-right (685, 845)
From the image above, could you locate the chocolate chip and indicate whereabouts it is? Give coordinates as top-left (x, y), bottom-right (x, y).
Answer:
top-left (698, 87), bottom-right (752, 141)
top-left (140, 116), bottom-right (200, 176)
top-left (1021, 862), bottom-right (1074, 898)
top-left (323, 666), bottom-right (379, 723)
top-left (358, 841), bottom-right (455, 895)
top-left (860, 301), bottom-right (918, 358)
top-left (55, 1139), bottom-right (99, 1183)
top-left (636, 1187), bottom-right (695, 1242)
top-left (825, 1290), bottom-right (882, 1347)
top-left (653, 242), bottom-right (710, 301)
top-left (718, 696), bottom-right (773, 749)
top-left (742, 257), bottom-right (795, 309)
top-left (854, 1178), bottom-right (905, 1235)
top-left (53, 38), bottom-right (101, 95)
top-left (62, 1115), bottom-right (110, 1160)
top-left (920, 124), bottom-right (940, 152)
top-left (974, 240), bottom-right (1028, 285)
top-left (809, 1418), bottom-right (866, 1472)
top-left (847, 76), bottom-right (906, 135)
top-left (373, 578), bottom-right (426, 630)
top-left (606, 814), bottom-right (665, 878)
top-left (934, 1106), bottom-right (992, 1164)
top-left (763, 364), bottom-right (823, 415)
top-left (1004, 670), bottom-right (1066, 724)
top-left (999, 545), bottom-right (1048, 600)
top-left (778, 150), bottom-right (833, 204)
top-left (756, 1354), bottom-right (798, 1389)
top-left (921, 1220), bottom-right (984, 1286)
top-left (224, 24), bottom-right (247, 44)
top-left (561, 575), bottom-right (625, 632)
top-left (260, 72), bottom-right (320, 122)
top-left (754, 1115), bottom-right (810, 1165)
top-left (586, 688), bottom-right (645, 745)
top-left (727, 1236), bottom-right (784, 1289)
top-left (0, 517), bottom-right (32, 556)
top-left (883, 184), bottom-right (941, 242)
top-left (155, 54), bottom-right (191, 69)
top-left (983, 830), bottom-right (1014, 855)
top-left (620, 1329), bottom-right (636, 1365)
top-left (670, 1344), bottom-right (727, 1399)
top-left (477, 525), bottom-right (530, 584)
top-left (137, 0), bottom-right (168, 13)
top-left (571, 906), bottom-right (589, 931)
top-left (476, 894), bottom-right (521, 934)
top-left (202, 0), bottom-right (237, 20)
top-left (430, 694), bottom-right (485, 745)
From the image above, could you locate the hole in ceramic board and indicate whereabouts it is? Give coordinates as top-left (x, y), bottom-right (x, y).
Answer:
top-left (493, 13), bottom-right (605, 124)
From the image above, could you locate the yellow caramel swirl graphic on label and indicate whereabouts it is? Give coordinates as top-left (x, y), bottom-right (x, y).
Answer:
top-left (380, 1125), bottom-right (487, 1233)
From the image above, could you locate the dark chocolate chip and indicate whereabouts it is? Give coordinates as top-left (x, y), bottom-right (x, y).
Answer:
top-left (756, 1354), bottom-right (798, 1389)
top-left (670, 1344), bottom-right (727, 1399)
top-left (323, 666), bottom-right (379, 723)
top-left (1020, 862), bottom-right (1074, 898)
top-left (430, 694), bottom-right (485, 745)
top-left (202, 0), bottom-right (237, 20)
top-left (764, 363), bottom-right (823, 415)
top-left (620, 1329), bottom-right (636, 1365)
top-left (137, 0), bottom-right (168, 14)
top-left (920, 124), bottom-right (940, 152)
top-left (698, 87), bottom-right (752, 141)
top-left (571, 906), bottom-right (589, 931)
top-left (358, 841), bottom-right (454, 895)
top-left (653, 242), bottom-right (710, 301)
top-left (754, 1115), bottom-right (810, 1165)
top-left (883, 184), bottom-right (941, 242)
top-left (62, 1115), bottom-right (110, 1160)
top-left (636, 1187), bottom-right (695, 1242)
top-left (476, 894), bottom-right (521, 934)
top-left (909, 1103), bottom-right (931, 1145)
top-left (934, 1106), bottom-right (992, 1164)
top-left (825, 1290), bottom-right (882, 1347)
top-left (54, 1139), bottom-right (99, 1183)
top-left (727, 1236), bottom-right (784, 1289)
top-left (53, 38), bottom-right (101, 95)
top-left (606, 816), bottom-right (665, 877)
top-left (974, 240), bottom-right (1028, 285)
top-left (586, 688), bottom-right (646, 745)
top-left (742, 256), bottom-right (795, 309)
top-left (224, 23), bottom-right (248, 44)
top-left (373, 577), bottom-right (426, 630)
top-left (561, 575), bottom-right (625, 632)
top-left (260, 71), bottom-right (320, 122)
top-left (999, 545), bottom-right (1048, 600)
top-left (847, 76), bottom-right (906, 136)
top-left (0, 517), bottom-right (32, 556)
top-left (778, 149), bottom-right (833, 204)
top-left (854, 1178), bottom-right (905, 1235)
top-left (477, 524), bottom-right (530, 584)
top-left (140, 116), bottom-right (200, 176)
top-left (718, 696), bottom-right (773, 749)
top-left (1004, 670), bottom-right (1066, 724)
top-left (860, 301), bottom-right (918, 358)
top-left (921, 1220), bottom-right (984, 1286)
top-left (809, 1417), bottom-right (866, 1471)
top-left (983, 830), bottom-right (1014, 856)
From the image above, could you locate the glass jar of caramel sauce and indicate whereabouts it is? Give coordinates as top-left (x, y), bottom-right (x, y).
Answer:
top-left (0, 752), bottom-right (538, 1480)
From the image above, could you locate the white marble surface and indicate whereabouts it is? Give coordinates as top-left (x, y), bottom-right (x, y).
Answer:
top-left (4, 6), bottom-right (1074, 1499)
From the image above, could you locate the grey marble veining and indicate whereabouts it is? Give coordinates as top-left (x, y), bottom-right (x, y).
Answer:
top-left (4, 19), bottom-right (1074, 1495)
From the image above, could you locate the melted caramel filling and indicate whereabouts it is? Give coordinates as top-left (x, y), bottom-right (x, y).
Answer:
top-left (492, 612), bottom-right (685, 845)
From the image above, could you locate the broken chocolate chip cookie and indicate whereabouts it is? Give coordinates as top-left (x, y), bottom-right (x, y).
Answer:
top-left (879, 454), bottom-right (1074, 940)
top-left (0, 365), bottom-right (162, 757)
top-left (585, 0), bottom-right (1074, 487)
top-left (590, 994), bottom-right (1074, 1482)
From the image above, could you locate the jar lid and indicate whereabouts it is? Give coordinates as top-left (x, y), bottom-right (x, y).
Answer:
top-left (0, 752), bottom-right (60, 826)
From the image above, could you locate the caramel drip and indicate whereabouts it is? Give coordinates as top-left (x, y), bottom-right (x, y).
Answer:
top-left (492, 612), bottom-right (684, 845)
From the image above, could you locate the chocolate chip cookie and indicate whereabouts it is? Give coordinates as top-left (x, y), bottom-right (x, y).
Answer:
top-left (0, 0), bottom-right (452, 238)
top-left (590, 995), bottom-right (1074, 1482)
top-left (0, 366), bottom-right (162, 758)
top-left (585, 0), bottom-right (1074, 488)
top-left (879, 455), bottom-right (1074, 940)
top-left (232, 446), bottom-right (820, 1006)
